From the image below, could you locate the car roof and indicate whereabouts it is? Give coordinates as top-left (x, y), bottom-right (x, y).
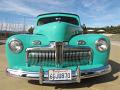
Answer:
top-left (37, 13), bottom-right (79, 17)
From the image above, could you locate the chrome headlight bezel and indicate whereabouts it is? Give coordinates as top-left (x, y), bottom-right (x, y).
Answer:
top-left (9, 39), bottom-right (23, 53)
top-left (96, 38), bottom-right (109, 52)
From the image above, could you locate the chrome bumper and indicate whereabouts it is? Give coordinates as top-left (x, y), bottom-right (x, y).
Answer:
top-left (6, 64), bottom-right (111, 84)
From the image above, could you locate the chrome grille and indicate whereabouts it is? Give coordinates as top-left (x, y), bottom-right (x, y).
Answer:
top-left (27, 50), bottom-right (56, 66)
top-left (26, 43), bottom-right (92, 67)
top-left (63, 48), bottom-right (91, 66)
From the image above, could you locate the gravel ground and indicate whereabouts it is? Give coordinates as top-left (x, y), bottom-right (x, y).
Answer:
top-left (109, 34), bottom-right (120, 41)
top-left (0, 40), bottom-right (6, 45)
top-left (0, 44), bottom-right (120, 90)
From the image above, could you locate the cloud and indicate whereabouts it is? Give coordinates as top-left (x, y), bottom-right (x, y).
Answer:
top-left (77, 0), bottom-right (120, 26)
top-left (80, 0), bottom-right (113, 14)
top-left (81, 0), bottom-right (96, 8)
top-left (25, 0), bottom-right (63, 5)
top-left (0, 0), bottom-right (77, 16)
top-left (0, 0), bottom-right (120, 27)
top-left (27, 0), bottom-right (77, 13)
top-left (0, 0), bottom-right (45, 16)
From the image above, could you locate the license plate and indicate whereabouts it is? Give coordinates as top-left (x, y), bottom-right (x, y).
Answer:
top-left (48, 70), bottom-right (71, 80)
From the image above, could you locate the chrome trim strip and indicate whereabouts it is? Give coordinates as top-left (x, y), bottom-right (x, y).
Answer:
top-left (55, 42), bottom-right (63, 66)
top-left (39, 66), bottom-right (43, 84)
top-left (26, 45), bottom-right (91, 51)
top-left (6, 64), bottom-right (111, 84)
top-left (26, 47), bottom-right (55, 51)
top-left (76, 66), bottom-right (81, 83)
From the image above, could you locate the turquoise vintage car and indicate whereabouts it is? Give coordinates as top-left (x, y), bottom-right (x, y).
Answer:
top-left (6, 13), bottom-right (111, 84)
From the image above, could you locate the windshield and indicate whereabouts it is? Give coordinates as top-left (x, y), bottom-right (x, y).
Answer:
top-left (37, 16), bottom-right (79, 26)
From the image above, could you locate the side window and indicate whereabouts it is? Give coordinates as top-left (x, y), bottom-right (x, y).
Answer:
top-left (37, 21), bottom-right (44, 26)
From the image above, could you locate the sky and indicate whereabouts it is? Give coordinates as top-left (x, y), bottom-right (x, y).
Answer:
top-left (0, 0), bottom-right (120, 27)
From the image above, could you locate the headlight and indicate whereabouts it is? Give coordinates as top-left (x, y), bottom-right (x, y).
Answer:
top-left (96, 38), bottom-right (108, 52)
top-left (9, 39), bottom-right (23, 53)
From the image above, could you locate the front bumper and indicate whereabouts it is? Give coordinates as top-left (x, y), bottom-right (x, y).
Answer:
top-left (6, 64), bottom-right (111, 84)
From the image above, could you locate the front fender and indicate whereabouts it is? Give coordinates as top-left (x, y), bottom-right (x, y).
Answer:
top-left (5, 34), bottom-right (49, 69)
top-left (69, 34), bottom-right (110, 65)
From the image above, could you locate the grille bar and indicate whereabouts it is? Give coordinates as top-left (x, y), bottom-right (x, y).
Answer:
top-left (55, 42), bottom-right (63, 66)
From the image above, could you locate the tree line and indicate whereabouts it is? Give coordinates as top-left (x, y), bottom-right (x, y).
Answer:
top-left (1, 24), bottom-right (120, 40)
top-left (87, 25), bottom-right (120, 34)
top-left (27, 25), bottom-right (120, 34)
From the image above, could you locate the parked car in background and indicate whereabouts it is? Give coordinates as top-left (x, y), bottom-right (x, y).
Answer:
top-left (6, 13), bottom-right (111, 84)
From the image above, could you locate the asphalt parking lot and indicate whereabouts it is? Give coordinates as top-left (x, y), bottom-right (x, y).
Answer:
top-left (0, 43), bottom-right (120, 90)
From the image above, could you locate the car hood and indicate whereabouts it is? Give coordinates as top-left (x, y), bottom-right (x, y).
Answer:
top-left (33, 22), bottom-right (82, 41)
